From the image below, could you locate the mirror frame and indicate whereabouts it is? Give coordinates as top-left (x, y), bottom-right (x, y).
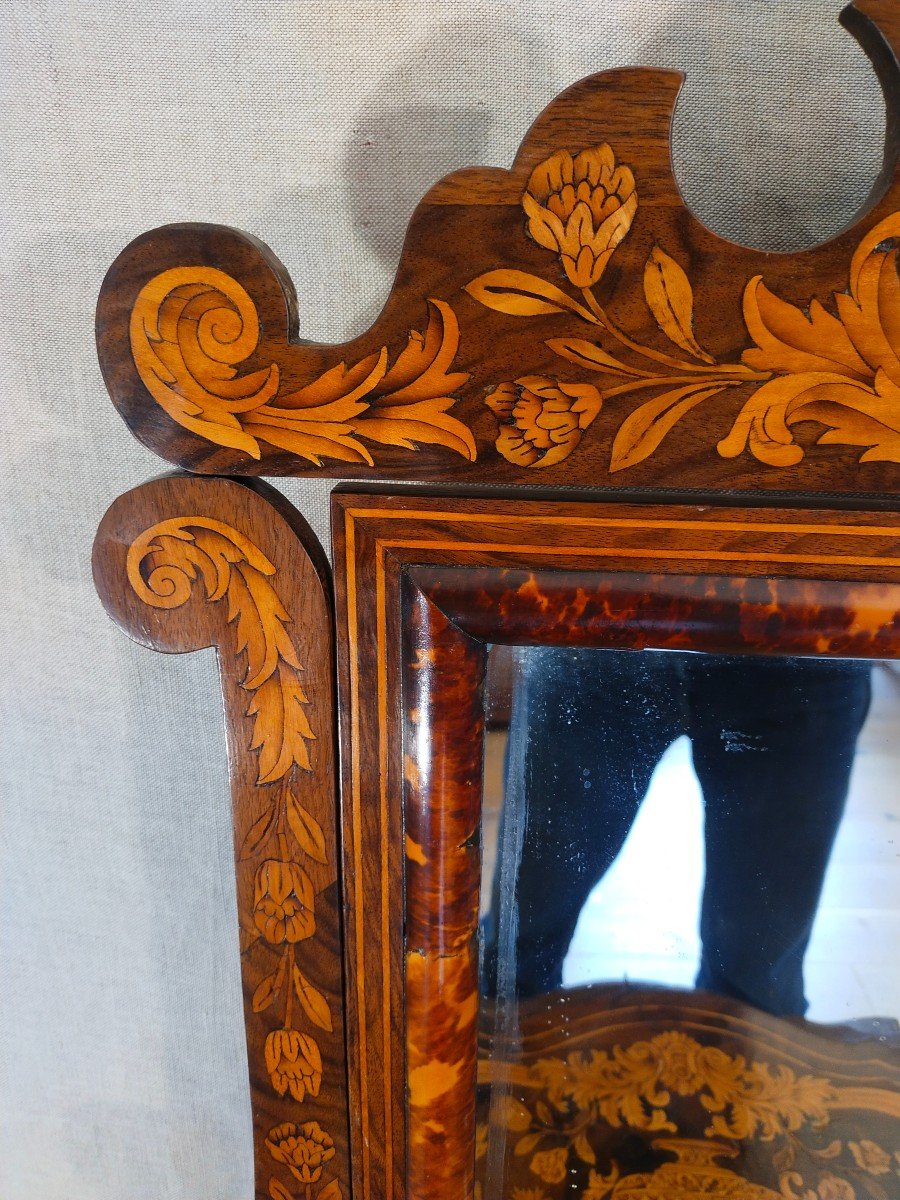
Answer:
top-left (332, 490), bottom-right (900, 1200)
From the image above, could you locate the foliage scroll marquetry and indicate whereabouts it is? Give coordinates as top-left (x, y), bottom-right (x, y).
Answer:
top-left (474, 987), bottom-right (900, 1200)
top-left (466, 156), bottom-right (900, 473)
top-left (91, 6), bottom-right (900, 1200)
top-left (93, 476), bottom-right (349, 1200)
top-left (97, 0), bottom-right (900, 497)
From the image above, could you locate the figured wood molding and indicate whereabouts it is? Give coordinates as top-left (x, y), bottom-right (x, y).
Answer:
top-left (96, 1), bottom-right (900, 499)
top-left (402, 584), bottom-right (485, 1200)
top-left (331, 491), bottom-right (900, 1200)
top-left (93, 475), bottom-right (349, 1200)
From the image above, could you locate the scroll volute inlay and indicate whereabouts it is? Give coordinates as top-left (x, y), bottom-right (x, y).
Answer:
top-left (93, 476), bottom-right (349, 1200)
top-left (97, 1), bottom-right (900, 497)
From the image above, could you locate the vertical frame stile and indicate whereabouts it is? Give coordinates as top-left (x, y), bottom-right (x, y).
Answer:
top-left (401, 577), bottom-right (487, 1200)
top-left (93, 475), bottom-right (350, 1200)
top-left (333, 509), bottom-right (411, 1200)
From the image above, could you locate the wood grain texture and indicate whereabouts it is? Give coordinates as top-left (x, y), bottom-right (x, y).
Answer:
top-left (331, 489), bottom-right (900, 1200)
top-left (93, 475), bottom-right (349, 1200)
top-left (96, 1), bottom-right (900, 499)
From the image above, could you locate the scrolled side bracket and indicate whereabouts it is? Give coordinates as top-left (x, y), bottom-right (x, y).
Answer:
top-left (93, 474), bottom-right (349, 1200)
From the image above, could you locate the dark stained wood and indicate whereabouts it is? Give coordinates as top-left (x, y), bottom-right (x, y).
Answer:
top-left (331, 489), bottom-right (900, 1200)
top-left (88, 7), bottom-right (900, 1197)
top-left (93, 475), bottom-right (349, 1200)
top-left (96, 2), bottom-right (900, 500)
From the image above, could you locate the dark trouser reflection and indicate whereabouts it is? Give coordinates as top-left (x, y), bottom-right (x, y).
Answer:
top-left (481, 650), bottom-right (872, 1017)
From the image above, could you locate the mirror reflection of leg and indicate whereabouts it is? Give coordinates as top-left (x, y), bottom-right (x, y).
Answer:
top-left (482, 648), bottom-right (681, 1000)
top-left (689, 657), bottom-right (872, 1018)
top-left (480, 647), bottom-right (682, 1200)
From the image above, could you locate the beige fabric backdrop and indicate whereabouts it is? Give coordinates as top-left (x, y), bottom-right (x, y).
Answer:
top-left (0, 1), bottom-right (886, 1196)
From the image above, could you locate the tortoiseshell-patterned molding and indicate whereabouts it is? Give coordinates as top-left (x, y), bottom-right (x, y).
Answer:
top-left (93, 476), bottom-right (349, 1200)
top-left (96, 0), bottom-right (900, 499)
top-left (332, 491), bottom-right (900, 1200)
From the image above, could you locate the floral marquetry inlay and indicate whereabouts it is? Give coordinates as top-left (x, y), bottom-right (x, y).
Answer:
top-left (127, 516), bottom-right (314, 784)
top-left (126, 148), bottom-right (900, 477)
top-left (467, 146), bottom-right (900, 472)
top-left (99, 15), bottom-right (900, 494)
top-left (95, 23), bottom-right (900, 1200)
top-left (476, 1023), bottom-right (900, 1200)
top-left (129, 268), bottom-right (474, 466)
top-left (123, 509), bottom-right (344, 1200)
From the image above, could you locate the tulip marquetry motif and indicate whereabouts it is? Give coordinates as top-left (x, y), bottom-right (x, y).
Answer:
top-left (266, 1124), bottom-right (339, 1200)
top-left (123, 142), bottom-right (900, 479)
top-left (467, 145), bottom-right (900, 472)
top-left (125, 514), bottom-right (343, 1200)
top-left (521, 145), bottom-right (638, 290)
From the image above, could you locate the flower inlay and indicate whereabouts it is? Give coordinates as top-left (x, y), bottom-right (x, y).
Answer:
top-left (467, 145), bottom-right (900, 472)
top-left (127, 515), bottom-right (343, 1200)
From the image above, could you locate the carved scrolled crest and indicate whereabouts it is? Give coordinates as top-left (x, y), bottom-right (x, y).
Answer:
top-left (93, 475), bottom-right (349, 1200)
top-left (97, 1), bottom-right (900, 497)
